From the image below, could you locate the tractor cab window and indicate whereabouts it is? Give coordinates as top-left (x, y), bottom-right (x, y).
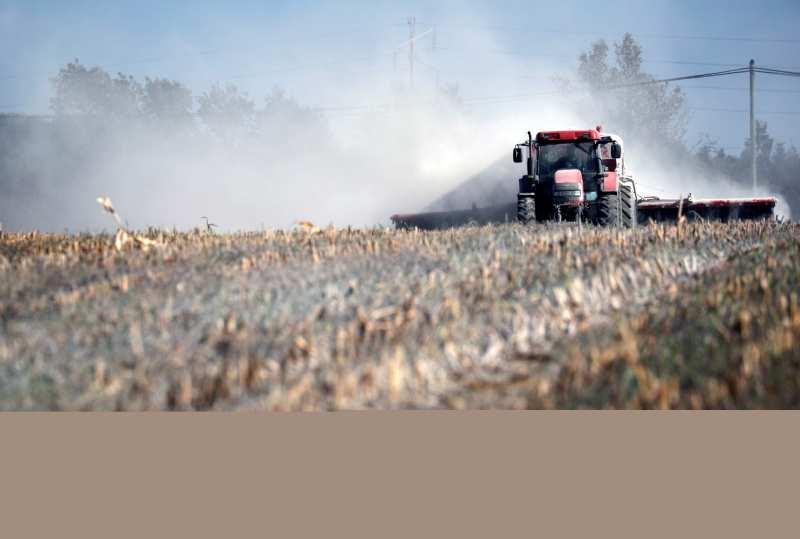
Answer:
top-left (598, 142), bottom-right (619, 172)
top-left (537, 142), bottom-right (597, 177)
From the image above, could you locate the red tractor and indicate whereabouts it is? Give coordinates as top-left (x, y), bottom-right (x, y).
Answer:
top-left (513, 127), bottom-right (635, 227)
top-left (390, 126), bottom-right (776, 230)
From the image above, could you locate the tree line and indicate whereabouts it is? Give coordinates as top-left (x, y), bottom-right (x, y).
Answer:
top-left (574, 34), bottom-right (799, 215)
top-left (42, 59), bottom-right (331, 145)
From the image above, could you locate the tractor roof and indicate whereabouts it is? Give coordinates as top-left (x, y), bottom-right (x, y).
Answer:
top-left (536, 129), bottom-right (601, 142)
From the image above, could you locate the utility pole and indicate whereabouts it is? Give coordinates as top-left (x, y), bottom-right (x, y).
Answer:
top-left (408, 16), bottom-right (416, 89)
top-left (750, 59), bottom-right (757, 191)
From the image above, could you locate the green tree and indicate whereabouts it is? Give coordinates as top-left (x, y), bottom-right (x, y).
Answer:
top-left (699, 121), bottom-right (800, 215)
top-left (197, 83), bottom-right (255, 141)
top-left (142, 77), bottom-right (194, 129)
top-left (256, 86), bottom-right (329, 147)
top-left (576, 33), bottom-right (687, 149)
top-left (50, 60), bottom-right (142, 118)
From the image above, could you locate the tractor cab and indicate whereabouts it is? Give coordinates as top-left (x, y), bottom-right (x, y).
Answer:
top-left (513, 128), bottom-right (623, 181)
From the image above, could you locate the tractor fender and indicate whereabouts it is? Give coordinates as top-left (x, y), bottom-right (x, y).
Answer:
top-left (518, 175), bottom-right (536, 194)
top-left (602, 171), bottom-right (618, 192)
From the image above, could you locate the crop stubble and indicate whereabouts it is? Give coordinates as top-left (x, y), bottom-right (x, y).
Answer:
top-left (0, 221), bottom-right (798, 410)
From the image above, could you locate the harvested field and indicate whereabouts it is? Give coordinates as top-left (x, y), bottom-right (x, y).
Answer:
top-left (1, 220), bottom-right (799, 410)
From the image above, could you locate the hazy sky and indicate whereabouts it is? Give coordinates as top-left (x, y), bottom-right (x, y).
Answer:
top-left (1, 0), bottom-right (799, 152)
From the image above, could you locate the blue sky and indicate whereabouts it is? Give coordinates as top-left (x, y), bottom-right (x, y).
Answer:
top-left (1, 0), bottom-right (799, 152)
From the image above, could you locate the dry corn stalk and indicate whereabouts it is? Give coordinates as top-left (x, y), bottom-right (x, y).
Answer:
top-left (96, 196), bottom-right (163, 252)
top-left (676, 194), bottom-right (687, 237)
top-left (296, 220), bottom-right (321, 234)
top-left (97, 196), bottom-right (123, 227)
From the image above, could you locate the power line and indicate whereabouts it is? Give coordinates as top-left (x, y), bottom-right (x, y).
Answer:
top-left (460, 66), bottom-right (800, 106)
top-left (755, 67), bottom-right (800, 77)
top-left (690, 107), bottom-right (800, 115)
top-left (434, 24), bottom-right (800, 44)
top-left (637, 32), bottom-right (800, 44)
top-left (453, 68), bottom-right (750, 105)
top-left (650, 60), bottom-right (800, 71)
top-left (223, 54), bottom-right (389, 81)
top-left (0, 52), bottom-right (393, 84)
top-left (0, 23), bottom-right (414, 83)
top-left (606, 67), bottom-right (751, 88)
top-left (413, 55), bottom-right (440, 76)
top-left (309, 65), bottom-right (800, 111)
top-left (0, 22), bottom-right (435, 87)
top-left (6, 62), bottom-right (800, 120)
top-left (440, 47), bottom-right (800, 73)
top-left (115, 25), bottom-right (412, 68)
top-left (580, 67), bottom-right (799, 107)
top-left (434, 46), bottom-right (800, 80)
top-left (682, 85), bottom-right (800, 94)
top-left (395, 24), bottom-right (432, 50)
top-left (649, 60), bottom-right (743, 68)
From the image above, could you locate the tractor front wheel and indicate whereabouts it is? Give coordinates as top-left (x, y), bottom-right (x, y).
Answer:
top-left (596, 184), bottom-right (636, 228)
top-left (517, 195), bottom-right (536, 224)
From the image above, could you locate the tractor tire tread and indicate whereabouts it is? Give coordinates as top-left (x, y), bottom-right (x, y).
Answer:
top-left (517, 195), bottom-right (536, 225)
top-left (597, 184), bottom-right (636, 228)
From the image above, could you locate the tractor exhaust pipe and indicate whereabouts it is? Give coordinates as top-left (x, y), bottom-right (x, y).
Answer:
top-left (526, 131), bottom-right (533, 176)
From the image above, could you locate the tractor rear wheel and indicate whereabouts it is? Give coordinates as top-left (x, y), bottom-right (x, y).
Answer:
top-left (517, 195), bottom-right (536, 224)
top-left (596, 184), bottom-right (636, 228)
top-left (621, 183), bottom-right (636, 227)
